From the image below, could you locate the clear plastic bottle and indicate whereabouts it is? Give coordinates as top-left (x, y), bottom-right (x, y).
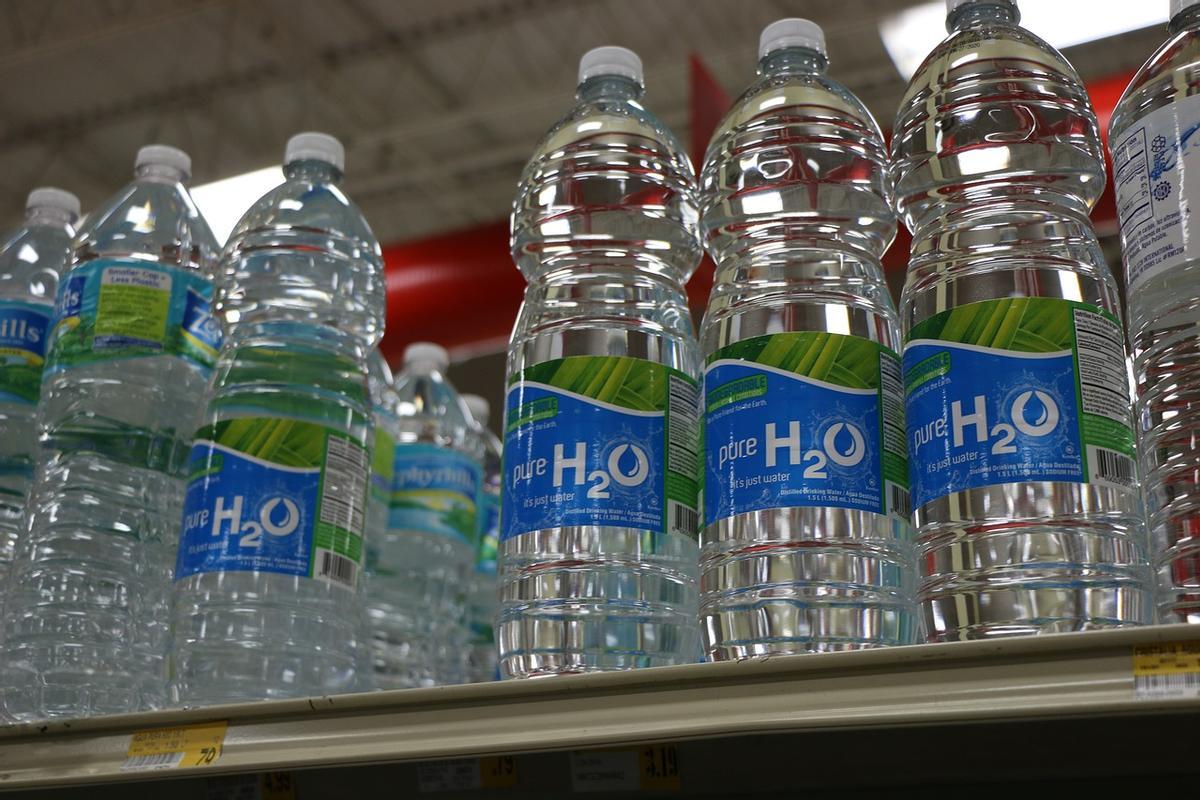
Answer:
top-left (170, 133), bottom-right (385, 705)
top-left (892, 0), bottom-right (1149, 640)
top-left (0, 189), bottom-right (79, 587)
top-left (462, 393), bottom-right (500, 683)
top-left (3, 146), bottom-right (219, 720)
top-left (1109, 0), bottom-right (1200, 623)
top-left (373, 342), bottom-right (480, 689)
top-left (698, 19), bottom-right (915, 658)
top-left (502, 46), bottom-right (703, 677)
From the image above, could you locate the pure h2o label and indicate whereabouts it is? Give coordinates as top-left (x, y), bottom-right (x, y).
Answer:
top-left (903, 297), bottom-right (1137, 510)
top-left (45, 258), bottom-right (221, 376)
top-left (177, 417), bottom-right (370, 589)
top-left (0, 300), bottom-right (51, 405)
top-left (703, 332), bottom-right (909, 527)
top-left (502, 355), bottom-right (700, 541)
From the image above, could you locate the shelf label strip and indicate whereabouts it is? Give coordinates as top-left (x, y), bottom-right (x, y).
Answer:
top-left (122, 720), bottom-right (228, 771)
top-left (1133, 641), bottom-right (1200, 699)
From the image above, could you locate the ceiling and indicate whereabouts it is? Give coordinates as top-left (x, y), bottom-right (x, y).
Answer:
top-left (0, 0), bottom-right (1168, 247)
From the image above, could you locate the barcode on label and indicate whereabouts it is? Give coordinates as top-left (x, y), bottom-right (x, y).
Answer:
top-left (1089, 445), bottom-right (1136, 489)
top-left (887, 482), bottom-right (911, 520)
top-left (668, 501), bottom-right (698, 537)
top-left (1135, 673), bottom-right (1200, 698)
top-left (320, 435), bottom-right (369, 535)
top-left (667, 374), bottom-right (699, 479)
top-left (316, 548), bottom-right (357, 588)
top-left (122, 751), bottom-right (185, 771)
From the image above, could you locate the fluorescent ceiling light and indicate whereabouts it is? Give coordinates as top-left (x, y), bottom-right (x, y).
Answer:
top-left (192, 165), bottom-right (283, 245)
top-left (880, 1), bottom-right (1164, 79)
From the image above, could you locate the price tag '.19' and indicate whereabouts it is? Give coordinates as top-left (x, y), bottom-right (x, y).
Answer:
top-left (122, 720), bottom-right (228, 771)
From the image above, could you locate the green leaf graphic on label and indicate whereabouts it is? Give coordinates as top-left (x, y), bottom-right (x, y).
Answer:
top-left (516, 355), bottom-right (668, 410)
top-left (198, 417), bottom-right (329, 468)
top-left (908, 297), bottom-right (1082, 352)
top-left (708, 331), bottom-right (883, 389)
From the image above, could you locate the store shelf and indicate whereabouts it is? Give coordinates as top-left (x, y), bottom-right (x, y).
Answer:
top-left (1, 624), bottom-right (1199, 791)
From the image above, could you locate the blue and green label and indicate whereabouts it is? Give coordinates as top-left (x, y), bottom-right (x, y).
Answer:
top-left (177, 417), bottom-right (370, 589)
top-left (903, 298), bottom-right (1137, 509)
top-left (704, 332), bottom-right (909, 527)
top-left (476, 491), bottom-right (499, 574)
top-left (502, 355), bottom-right (700, 542)
top-left (391, 444), bottom-right (481, 545)
top-left (0, 299), bottom-right (51, 405)
top-left (46, 258), bottom-right (221, 376)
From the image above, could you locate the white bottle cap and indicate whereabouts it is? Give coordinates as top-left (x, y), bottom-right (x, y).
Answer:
top-left (136, 144), bottom-right (191, 179)
top-left (26, 187), bottom-right (81, 220)
top-left (578, 46), bottom-right (643, 85)
top-left (759, 18), bottom-right (826, 59)
top-left (1172, 0), bottom-right (1199, 19)
top-left (285, 132), bottom-right (345, 172)
top-left (946, 0), bottom-right (1018, 11)
top-left (403, 342), bottom-right (449, 372)
top-left (463, 394), bottom-right (490, 427)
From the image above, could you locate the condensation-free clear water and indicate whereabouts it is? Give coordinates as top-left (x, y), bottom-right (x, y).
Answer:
top-left (1110, 1), bottom-right (1200, 624)
top-left (0, 190), bottom-right (77, 588)
top-left (169, 134), bottom-right (385, 705)
top-left (698, 20), bottom-right (916, 658)
top-left (3, 148), bottom-right (218, 720)
top-left (892, 0), bottom-right (1149, 640)
top-left (501, 47), bottom-right (702, 677)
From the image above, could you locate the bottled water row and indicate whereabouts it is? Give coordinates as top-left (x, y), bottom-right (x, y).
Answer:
top-left (1, 0), bottom-right (1199, 720)
top-left (496, 0), bottom-right (1200, 675)
top-left (0, 132), bottom-right (498, 721)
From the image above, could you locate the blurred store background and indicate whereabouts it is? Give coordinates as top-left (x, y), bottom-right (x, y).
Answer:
top-left (0, 0), bottom-right (1161, 431)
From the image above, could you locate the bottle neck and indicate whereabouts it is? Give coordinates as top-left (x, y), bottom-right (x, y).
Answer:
top-left (284, 159), bottom-right (342, 183)
top-left (1171, 4), bottom-right (1200, 33)
top-left (135, 163), bottom-right (187, 184)
top-left (758, 46), bottom-right (828, 78)
top-left (947, 1), bottom-right (1019, 32)
top-left (25, 206), bottom-right (75, 228)
top-left (576, 74), bottom-right (644, 103)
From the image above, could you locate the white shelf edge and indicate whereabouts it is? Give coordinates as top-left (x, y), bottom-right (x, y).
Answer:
top-left (1, 624), bottom-right (1198, 789)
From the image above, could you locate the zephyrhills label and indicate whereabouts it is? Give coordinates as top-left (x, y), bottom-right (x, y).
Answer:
top-left (177, 417), bottom-right (370, 589)
top-left (903, 297), bottom-right (1137, 510)
top-left (1112, 93), bottom-right (1200, 290)
top-left (502, 355), bottom-right (699, 541)
top-left (46, 258), bottom-right (221, 376)
top-left (704, 332), bottom-right (908, 527)
top-left (390, 444), bottom-right (481, 546)
top-left (0, 300), bottom-right (51, 405)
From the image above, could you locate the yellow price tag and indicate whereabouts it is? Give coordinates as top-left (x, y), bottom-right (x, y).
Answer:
top-left (261, 771), bottom-right (297, 800)
top-left (638, 744), bottom-right (681, 791)
top-left (1133, 641), bottom-right (1200, 698)
top-left (480, 755), bottom-right (518, 789)
top-left (123, 720), bottom-right (228, 771)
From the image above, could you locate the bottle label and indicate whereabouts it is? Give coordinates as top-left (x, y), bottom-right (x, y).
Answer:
top-left (704, 333), bottom-right (909, 527)
top-left (45, 258), bottom-right (222, 376)
top-left (501, 355), bottom-right (700, 542)
top-left (1112, 92), bottom-right (1200, 290)
top-left (370, 426), bottom-right (395, 509)
top-left (0, 299), bottom-right (51, 405)
top-left (390, 444), bottom-right (481, 546)
top-left (903, 298), bottom-right (1137, 509)
top-left (476, 493), bottom-right (499, 574)
top-left (176, 417), bottom-right (371, 589)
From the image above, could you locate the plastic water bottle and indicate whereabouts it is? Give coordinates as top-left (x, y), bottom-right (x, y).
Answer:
top-left (698, 20), bottom-right (915, 658)
top-left (374, 342), bottom-right (480, 688)
top-left (503, 47), bottom-right (703, 676)
top-left (463, 394), bottom-right (500, 682)
top-left (170, 133), bottom-right (385, 704)
top-left (0, 189), bottom-right (79, 586)
top-left (2, 146), bottom-right (219, 720)
top-left (1110, 0), bottom-right (1200, 623)
top-left (892, 0), bottom-right (1149, 639)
